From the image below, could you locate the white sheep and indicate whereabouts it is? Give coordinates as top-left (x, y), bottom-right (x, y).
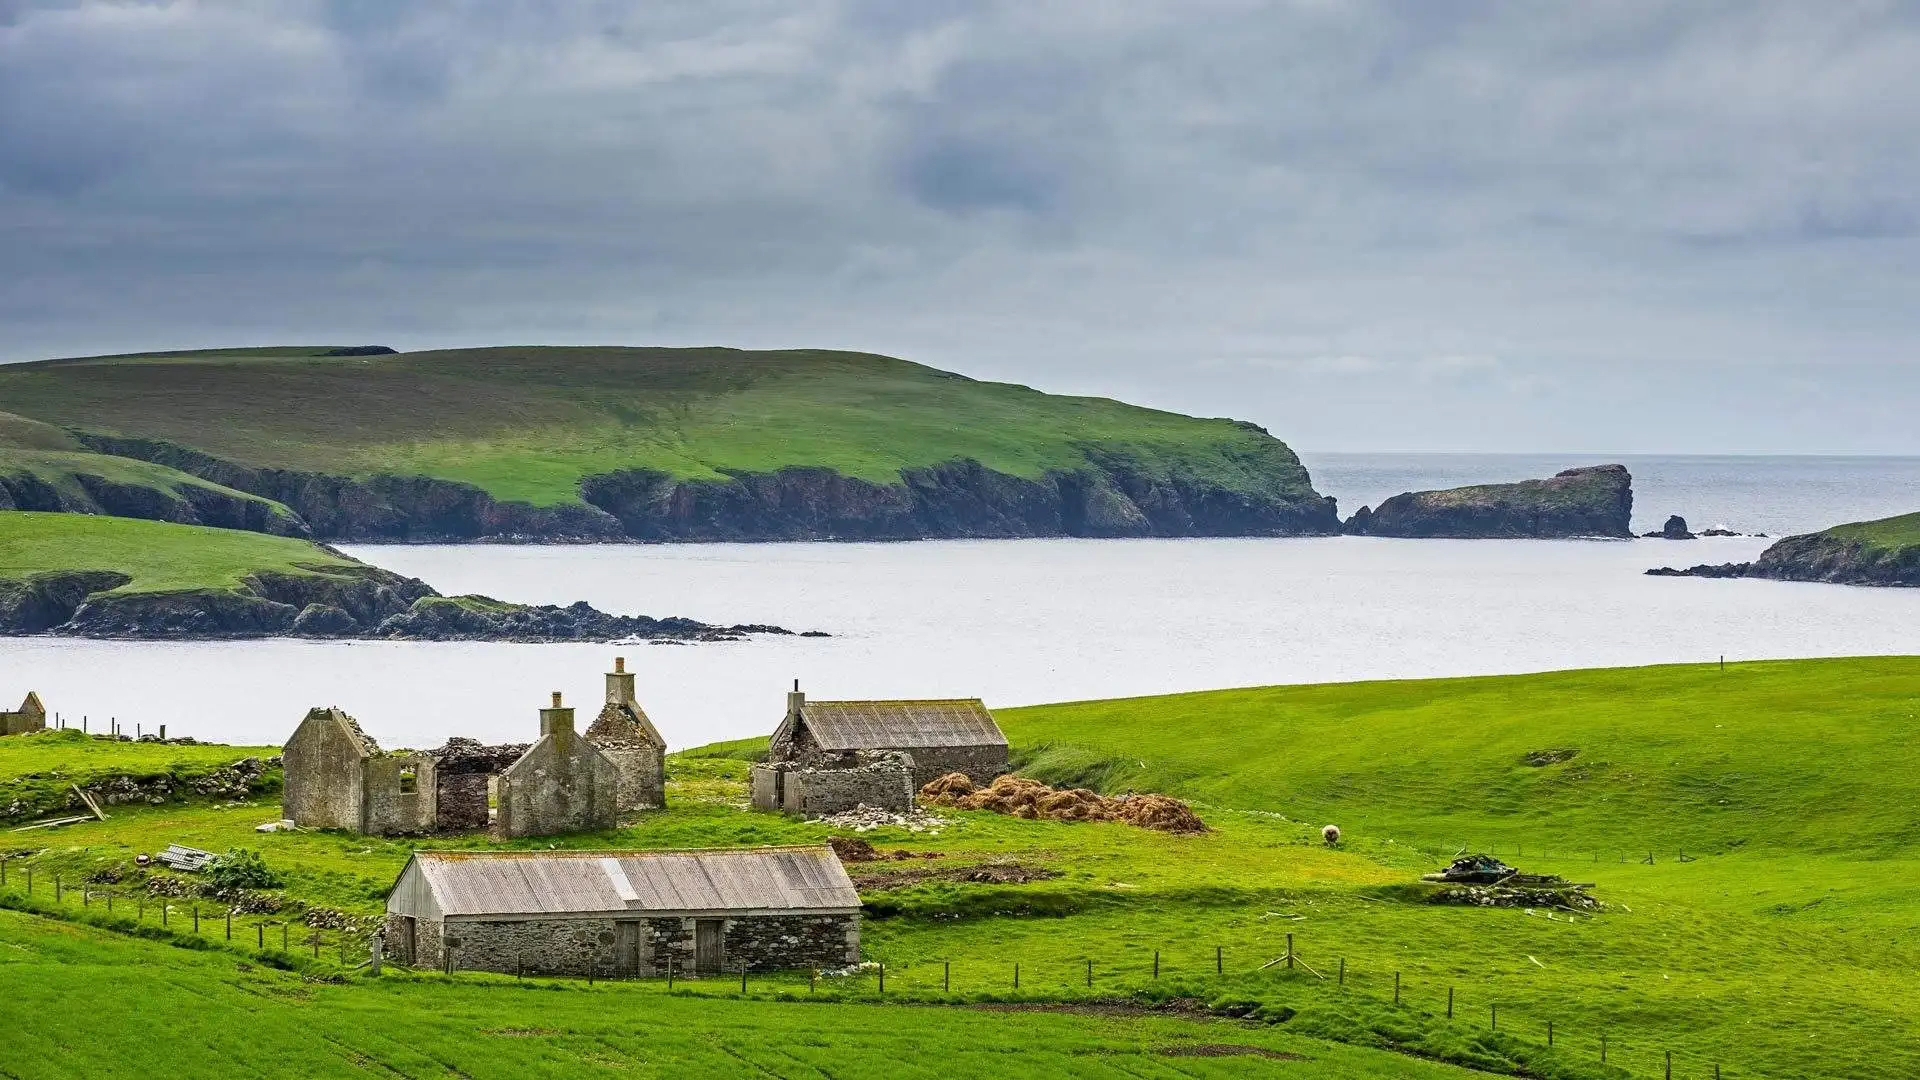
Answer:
top-left (1322, 824), bottom-right (1341, 847)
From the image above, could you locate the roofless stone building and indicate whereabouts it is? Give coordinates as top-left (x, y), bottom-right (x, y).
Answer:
top-left (585, 657), bottom-right (667, 812)
top-left (383, 847), bottom-right (860, 976)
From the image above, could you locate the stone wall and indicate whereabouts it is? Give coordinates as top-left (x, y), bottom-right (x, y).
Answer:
top-left (385, 912), bottom-right (447, 970)
top-left (413, 912), bottom-right (859, 976)
top-left (495, 726), bottom-right (620, 839)
top-left (362, 754), bottom-right (436, 835)
top-left (282, 708), bottom-right (366, 830)
top-left (434, 772), bottom-right (490, 831)
top-left (598, 743), bottom-right (665, 811)
top-left (752, 754), bottom-right (915, 816)
top-left (897, 744), bottom-right (1009, 790)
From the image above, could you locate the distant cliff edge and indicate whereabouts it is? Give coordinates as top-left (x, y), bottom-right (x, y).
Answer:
top-left (1343, 465), bottom-right (1634, 539)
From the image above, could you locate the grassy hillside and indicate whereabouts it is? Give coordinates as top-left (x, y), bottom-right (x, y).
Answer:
top-left (12, 660), bottom-right (1920, 1077)
top-left (1822, 510), bottom-right (1920, 550)
top-left (999, 658), bottom-right (1920, 854)
top-left (0, 345), bottom-right (1317, 509)
top-left (0, 447), bottom-right (303, 525)
top-left (0, 512), bottom-right (353, 595)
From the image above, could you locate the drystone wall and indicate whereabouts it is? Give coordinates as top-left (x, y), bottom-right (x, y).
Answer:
top-left (751, 756), bottom-right (915, 815)
top-left (362, 754), bottom-right (436, 835)
top-left (888, 744), bottom-right (1009, 790)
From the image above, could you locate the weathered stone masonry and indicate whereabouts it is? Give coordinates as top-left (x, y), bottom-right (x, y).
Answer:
top-left (403, 912), bottom-right (859, 976)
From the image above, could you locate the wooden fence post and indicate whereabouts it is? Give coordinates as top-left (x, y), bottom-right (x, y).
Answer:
top-left (1285, 933), bottom-right (1294, 970)
top-left (1216, 945), bottom-right (1223, 974)
top-left (1338, 957), bottom-right (1345, 986)
top-left (1153, 950), bottom-right (1160, 979)
top-left (877, 963), bottom-right (884, 995)
top-left (192, 906), bottom-right (199, 934)
top-left (1665, 1050), bottom-right (1672, 1079)
top-left (1548, 1020), bottom-right (1554, 1047)
top-left (1393, 972), bottom-right (1400, 1005)
top-left (1014, 962), bottom-right (1020, 989)
top-left (257, 924), bottom-right (264, 949)
top-left (1447, 987), bottom-right (1453, 1018)
top-left (226, 909), bottom-right (232, 940)
top-left (944, 960), bottom-right (951, 991)
top-left (1491, 1004), bottom-right (1497, 1031)
top-left (1601, 1034), bottom-right (1608, 1063)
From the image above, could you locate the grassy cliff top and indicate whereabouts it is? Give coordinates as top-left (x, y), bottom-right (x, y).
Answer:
top-left (0, 346), bottom-right (1317, 508)
top-left (0, 512), bottom-right (354, 595)
top-left (1821, 510), bottom-right (1920, 550)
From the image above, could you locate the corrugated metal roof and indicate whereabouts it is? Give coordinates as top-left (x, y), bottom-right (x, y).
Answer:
top-left (406, 846), bottom-right (859, 917)
top-left (801, 699), bottom-right (1006, 751)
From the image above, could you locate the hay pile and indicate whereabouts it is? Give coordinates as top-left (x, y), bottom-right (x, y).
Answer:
top-left (918, 774), bottom-right (1207, 833)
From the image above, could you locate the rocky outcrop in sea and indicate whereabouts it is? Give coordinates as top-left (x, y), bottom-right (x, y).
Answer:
top-left (1342, 465), bottom-right (1635, 539)
top-left (1646, 527), bottom-right (1920, 587)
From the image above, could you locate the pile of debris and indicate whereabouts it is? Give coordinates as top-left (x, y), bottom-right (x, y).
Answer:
top-left (1421, 854), bottom-right (1603, 912)
top-left (827, 836), bottom-right (941, 863)
top-left (807, 804), bottom-right (947, 834)
top-left (918, 773), bottom-right (1207, 834)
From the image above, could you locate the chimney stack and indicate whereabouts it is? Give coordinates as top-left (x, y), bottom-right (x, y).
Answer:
top-left (607, 655), bottom-right (637, 708)
top-left (539, 691), bottom-right (576, 737)
top-left (787, 679), bottom-right (805, 719)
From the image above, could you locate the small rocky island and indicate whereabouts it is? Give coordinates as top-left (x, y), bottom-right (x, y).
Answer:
top-left (1342, 465), bottom-right (1634, 539)
top-left (1648, 511), bottom-right (1920, 587)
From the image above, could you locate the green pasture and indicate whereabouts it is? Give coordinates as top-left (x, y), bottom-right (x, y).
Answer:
top-left (1823, 510), bottom-right (1920, 550)
top-left (3, 658), bottom-right (1918, 1077)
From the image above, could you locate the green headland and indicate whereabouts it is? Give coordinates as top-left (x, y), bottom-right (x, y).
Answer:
top-left (0, 345), bottom-right (1336, 541)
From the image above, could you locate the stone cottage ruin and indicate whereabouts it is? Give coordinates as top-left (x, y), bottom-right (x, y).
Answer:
top-left (751, 685), bottom-right (1008, 816)
top-left (585, 657), bottom-right (667, 812)
top-left (384, 846), bottom-right (860, 976)
top-left (284, 666), bottom-right (644, 839)
top-left (1, 691), bottom-right (46, 737)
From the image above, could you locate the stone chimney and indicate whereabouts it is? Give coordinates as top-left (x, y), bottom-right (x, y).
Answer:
top-left (540, 691), bottom-right (576, 738)
top-left (607, 656), bottom-right (637, 708)
top-left (787, 678), bottom-right (805, 720)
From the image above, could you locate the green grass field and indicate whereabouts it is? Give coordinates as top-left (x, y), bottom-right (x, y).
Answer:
top-left (0, 345), bottom-right (1317, 508)
top-left (1822, 510), bottom-right (1920, 550)
top-left (0, 511), bottom-right (355, 595)
top-left (4, 658), bottom-right (1918, 1078)
top-left (0, 447), bottom-right (300, 521)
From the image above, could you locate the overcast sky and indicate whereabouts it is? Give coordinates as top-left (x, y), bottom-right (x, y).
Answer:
top-left (3, 1), bottom-right (1917, 453)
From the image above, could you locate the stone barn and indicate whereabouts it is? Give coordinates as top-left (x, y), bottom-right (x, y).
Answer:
top-left (383, 847), bottom-right (860, 977)
top-left (768, 687), bottom-right (1009, 791)
top-left (1, 691), bottom-right (46, 737)
top-left (584, 656), bottom-right (667, 811)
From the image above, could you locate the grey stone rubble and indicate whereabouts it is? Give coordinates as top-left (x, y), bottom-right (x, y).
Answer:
top-left (807, 805), bottom-right (949, 834)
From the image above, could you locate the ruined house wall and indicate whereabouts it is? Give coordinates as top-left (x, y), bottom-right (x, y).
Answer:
top-left (790, 762), bottom-right (914, 815)
top-left (282, 712), bottom-right (365, 830)
top-left (362, 754), bottom-right (437, 836)
top-left (495, 730), bottom-right (621, 839)
top-left (434, 772), bottom-right (491, 831)
top-left (749, 764), bottom-right (783, 812)
top-left (598, 744), bottom-right (665, 812)
top-left (2, 694), bottom-right (46, 736)
top-left (422, 912), bottom-right (858, 976)
top-left (890, 744), bottom-right (1009, 790)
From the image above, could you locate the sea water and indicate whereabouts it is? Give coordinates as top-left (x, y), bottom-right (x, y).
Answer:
top-left (2, 455), bottom-right (1916, 750)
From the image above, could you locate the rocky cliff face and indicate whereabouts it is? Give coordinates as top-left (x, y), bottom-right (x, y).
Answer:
top-left (78, 435), bottom-right (1339, 542)
top-left (1343, 465), bottom-right (1634, 539)
top-left (1647, 530), bottom-right (1920, 587)
top-left (1, 464), bottom-right (307, 536)
top-left (0, 562), bottom-right (795, 641)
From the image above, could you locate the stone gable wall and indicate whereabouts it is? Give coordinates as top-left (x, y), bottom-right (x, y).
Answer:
top-left (362, 754), bottom-right (437, 835)
top-left (495, 730), bottom-right (621, 839)
top-left (596, 742), bottom-right (665, 811)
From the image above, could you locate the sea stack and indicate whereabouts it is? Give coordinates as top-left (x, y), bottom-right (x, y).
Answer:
top-left (1343, 465), bottom-right (1634, 539)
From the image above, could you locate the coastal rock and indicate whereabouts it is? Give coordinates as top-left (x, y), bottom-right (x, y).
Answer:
top-left (1343, 465), bottom-right (1634, 539)
top-left (1643, 515), bottom-right (1695, 539)
top-left (1647, 517), bottom-right (1920, 587)
top-left (80, 434), bottom-right (1340, 543)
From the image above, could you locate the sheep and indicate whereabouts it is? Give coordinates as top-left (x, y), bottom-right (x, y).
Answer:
top-left (1322, 824), bottom-right (1342, 847)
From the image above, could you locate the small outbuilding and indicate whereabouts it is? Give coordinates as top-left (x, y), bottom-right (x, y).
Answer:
top-left (1, 691), bottom-right (46, 737)
top-left (383, 847), bottom-right (861, 977)
top-left (768, 686), bottom-right (1009, 790)
top-left (584, 656), bottom-right (667, 812)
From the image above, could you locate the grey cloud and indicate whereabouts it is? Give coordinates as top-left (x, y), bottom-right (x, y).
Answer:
top-left (1, 0), bottom-right (1917, 452)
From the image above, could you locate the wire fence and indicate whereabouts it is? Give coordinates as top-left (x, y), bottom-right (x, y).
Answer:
top-left (0, 863), bottom-right (1741, 1078)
